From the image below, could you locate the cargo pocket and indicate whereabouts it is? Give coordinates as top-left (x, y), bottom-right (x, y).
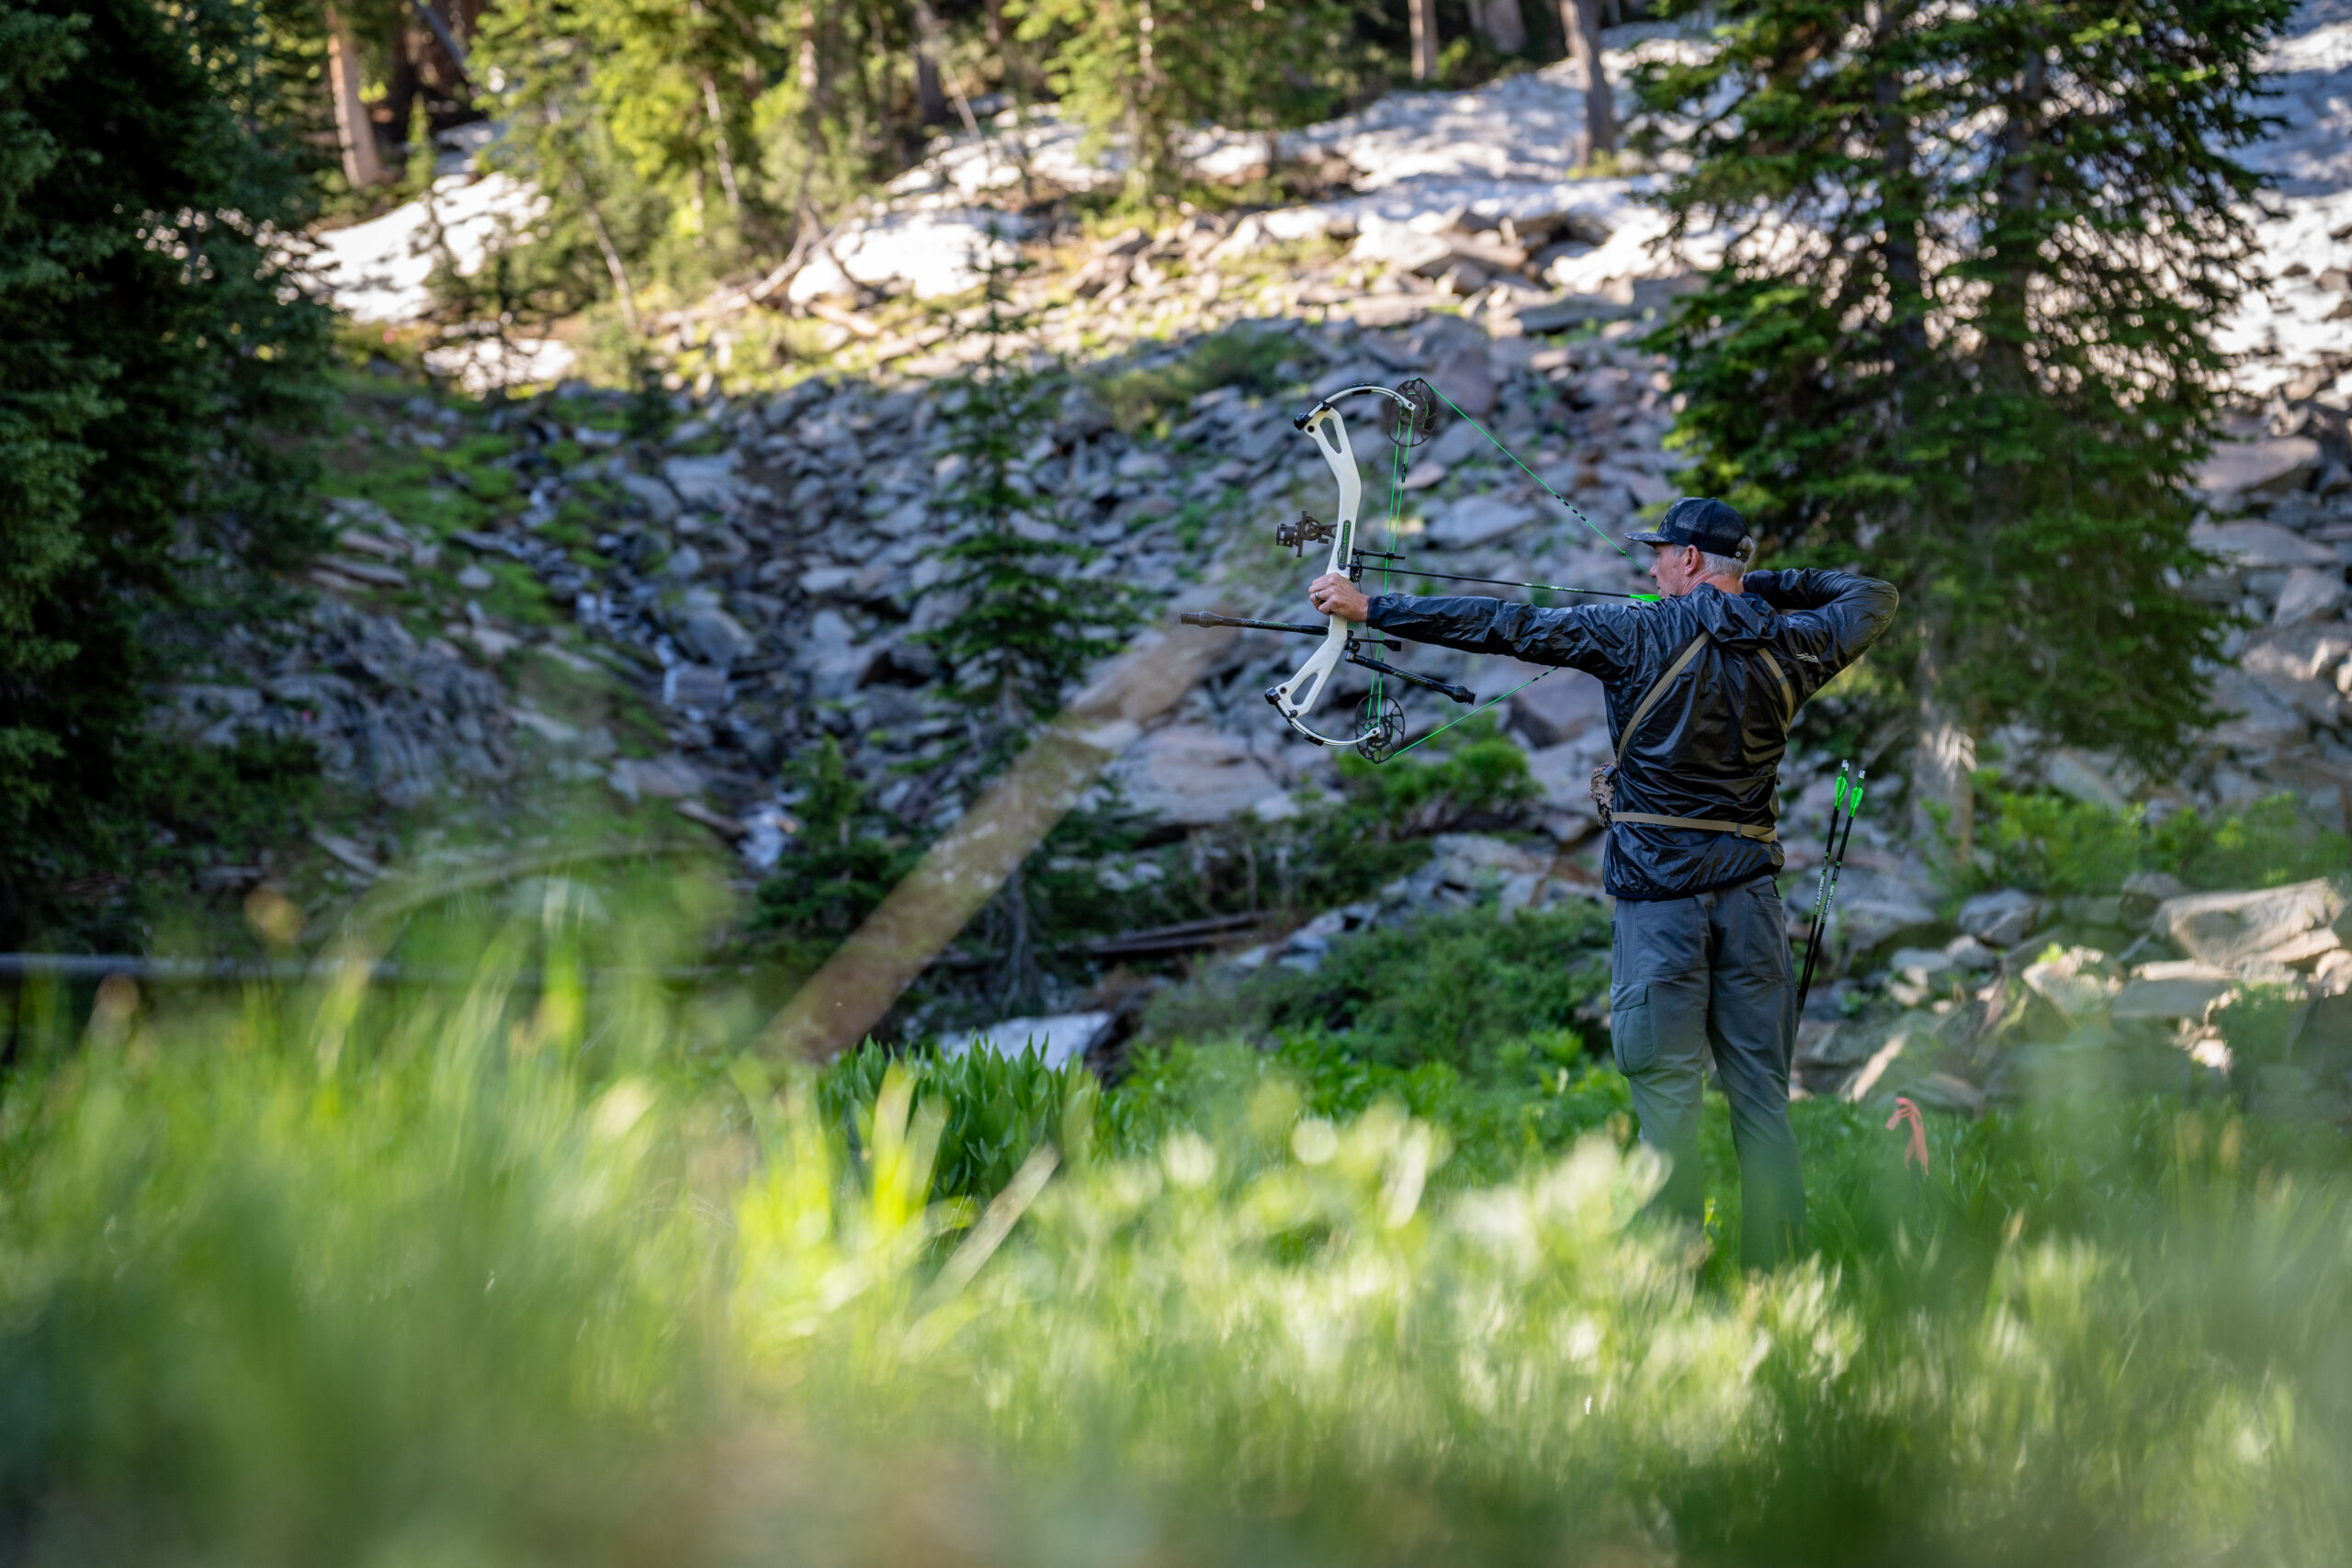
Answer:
top-left (1609, 982), bottom-right (1656, 1075)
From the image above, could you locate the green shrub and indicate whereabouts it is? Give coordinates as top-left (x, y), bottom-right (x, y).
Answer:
top-left (817, 1041), bottom-right (1094, 1206)
top-left (1091, 327), bottom-right (1296, 434)
top-left (1142, 900), bottom-right (1610, 1073)
top-left (1951, 785), bottom-right (2349, 899)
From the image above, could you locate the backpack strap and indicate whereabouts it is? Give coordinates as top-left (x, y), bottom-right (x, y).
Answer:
top-left (1613, 633), bottom-right (1711, 771)
top-left (1603, 632), bottom-right (1782, 843)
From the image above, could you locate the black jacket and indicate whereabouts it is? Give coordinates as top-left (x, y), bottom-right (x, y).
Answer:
top-left (1364, 569), bottom-right (1899, 899)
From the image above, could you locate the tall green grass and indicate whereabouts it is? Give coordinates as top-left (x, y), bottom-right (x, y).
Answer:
top-left (5, 895), bottom-right (2350, 1564)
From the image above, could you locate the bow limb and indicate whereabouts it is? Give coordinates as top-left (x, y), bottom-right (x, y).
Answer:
top-left (1264, 403), bottom-right (1363, 741)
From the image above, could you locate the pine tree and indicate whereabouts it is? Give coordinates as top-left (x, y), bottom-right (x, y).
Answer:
top-left (1634, 0), bottom-right (2293, 849)
top-left (1015, 0), bottom-right (1354, 201)
top-left (915, 237), bottom-right (1147, 1001)
top-left (0, 0), bottom-right (333, 935)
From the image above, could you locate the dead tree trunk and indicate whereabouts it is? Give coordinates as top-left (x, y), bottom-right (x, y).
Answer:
top-left (1558, 0), bottom-right (1616, 160)
top-left (1408, 0), bottom-right (1438, 81)
top-left (1474, 0), bottom-right (1525, 54)
top-left (326, 6), bottom-right (386, 188)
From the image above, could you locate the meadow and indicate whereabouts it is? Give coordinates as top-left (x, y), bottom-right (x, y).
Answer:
top-left (4, 882), bottom-right (2348, 1567)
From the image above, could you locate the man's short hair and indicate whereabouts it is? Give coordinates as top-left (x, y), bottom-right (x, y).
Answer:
top-left (1697, 536), bottom-right (1756, 577)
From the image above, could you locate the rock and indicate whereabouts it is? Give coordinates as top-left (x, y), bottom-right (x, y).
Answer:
top-left (1944, 933), bottom-right (1998, 970)
top-left (798, 565), bottom-right (859, 595)
top-left (1509, 665), bottom-right (1606, 746)
top-left (1428, 343), bottom-right (1498, 418)
top-left (2061, 894), bottom-right (2125, 928)
top-left (1428, 493), bottom-right (1536, 548)
top-left (2023, 946), bottom-right (2121, 1019)
top-left (662, 663), bottom-right (729, 713)
top-left (1107, 724), bottom-right (1288, 828)
top-left (606, 753), bottom-right (703, 802)
top-left (2196, 435), bottom-right (2322, 497)
top-left (2191, 519), bottom-right (2338, 569)
top-left (2111, 963), bottom-right (2237, 1021)
top-left (2156, 876), bottom-right (2350, 971)
top-left (936, 1011), bottom-right (1114, 1069)
top-left (676, 604), bottom-right (757, 669)
top-left (1515, 294), bottom-right (1638, 334)
top-left (1959, 887), bottom-right (2041, 947)
top-left (620, 473), bottom-right (682, 525)
top-left (2273, 565), bottom-right (2348, 625)
top-left (1887, 945), bottom-right (1958, 979)
top-left (663, 453), bottom-right (751, 513)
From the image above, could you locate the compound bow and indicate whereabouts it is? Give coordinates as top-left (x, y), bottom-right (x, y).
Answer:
top-left (1182, 378), bottom-right (1657, 762)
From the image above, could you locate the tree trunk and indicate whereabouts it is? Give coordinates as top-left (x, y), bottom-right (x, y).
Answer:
top-left (913, 6), bottom-right (948, 124)
top-left (326, 7), bottom-right (386, 188)
top-left (1560, 0), bottom-right (1615, 159)
top-left (701, 76), bottom-right (743, 216)
top-left (1408, 0), bottom-right (1438, 81)
top-left (1474, 0), bottom-right (1526, 54)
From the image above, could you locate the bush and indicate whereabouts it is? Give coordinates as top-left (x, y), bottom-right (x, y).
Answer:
top-left (1951, 785), bottom-right (2350, 899)
top-left (1142, 901), bottom-right (1610, 1073)
top-left (1091, 326), bottom-right (1297, 434)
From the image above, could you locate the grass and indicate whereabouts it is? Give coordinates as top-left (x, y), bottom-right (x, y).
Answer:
top-left (6, 883), bottom-right (2352, 1564)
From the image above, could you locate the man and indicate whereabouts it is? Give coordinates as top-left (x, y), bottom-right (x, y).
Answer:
top-left (1309, 496), bottom-right (1897, 1268)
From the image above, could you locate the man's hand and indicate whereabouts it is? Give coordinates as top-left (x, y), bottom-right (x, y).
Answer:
top-left (1308, 572), bottom-right (1369, 623)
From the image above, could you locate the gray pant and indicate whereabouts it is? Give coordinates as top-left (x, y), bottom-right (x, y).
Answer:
top-left (1608, 876), bottom-right (1804, 1269)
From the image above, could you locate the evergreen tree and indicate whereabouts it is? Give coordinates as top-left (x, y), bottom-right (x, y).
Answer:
top-left (0, 0), bottom-right (333, 935)
top-left (916, 238), bottom-right (1147, 1000)
top-left (1634, 0), bottom-right (2292, 848)
top-left (1014, 0), bottom-right (1355, 201)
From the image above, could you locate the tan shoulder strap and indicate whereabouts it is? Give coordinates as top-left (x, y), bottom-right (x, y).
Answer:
top-left (1756, 648), bottom-right (1795, 728)
top-left (1613, 633), bottom-right (1711, 770)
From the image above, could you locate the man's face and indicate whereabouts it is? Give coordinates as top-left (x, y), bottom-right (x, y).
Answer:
top-left (1647, 543), bottom-right (1704, 597)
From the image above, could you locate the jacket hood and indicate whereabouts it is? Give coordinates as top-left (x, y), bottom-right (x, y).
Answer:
top-left (1679, 582), bottom-right (1777, 649)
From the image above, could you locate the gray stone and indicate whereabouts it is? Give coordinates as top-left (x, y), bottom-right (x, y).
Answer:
top-left (2196, 436), bottom-right (2322, 497)
top-left (620, 473), bottom-right (681, 524)
top-left (798, 565), bottom-right (859, 595)
top-left (677, 604), bottom-right (757, 669)
top-left (1959, 887), bottom-right (2041, 947)
top-left (937, 1012), bottom-right (1114, 1069)
top-left (1429, 343), bottom-right (1497, 418)
top-left (662, 663), bottom-right (730, 712)
top-left (2155, 877), bottom-right (2349, 971)
top-left (2191, 519), bottom-right (2337, 569)
top-left (1107, 723), bottom-right (1288, 828)
top-left (662, 453), bottom-right (745, 510)
top-left (1509, 664), bottom-right (1606, 747)
top-left (2111, 964), bottom-right (2236, 1021)
top-left (1428, 493), bottom-right (1536, 549)
top-left (2273, 565), bottom-right (2348, 626)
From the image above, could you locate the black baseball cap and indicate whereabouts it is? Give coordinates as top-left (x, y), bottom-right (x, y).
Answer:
top-left (1626, 496), bottom-right (1749, 556)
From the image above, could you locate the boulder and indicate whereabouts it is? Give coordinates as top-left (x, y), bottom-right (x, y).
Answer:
top-left (2195, 435), bottom-right (2322, 497)
top-left (2154, 876), bottom-right (2350, 971)
top-left (2022, 946), bottom-right (2121, 1019)
top-left (2273, 565), bottom-right (2348, 626)
top-left (1428, 494), bottom-right (1536, 549)
top-left (2190, 519), bottom-right (2337, 569)
top-left (676, 604), bottom-right (757, 669)
top-left (937, 1011), bottom-right (1114, 1069)
top-left (1509, 664), bottom-right (1607, 747)
top-left (619, 473), bottom-right (682, 525)
top-left (1108, 724), bottom-right (1288, 828)
top-left (1959, 887), bottom-right (2041, 948)
top-left (2110, 961), bottom-right (2237, 1021)
top-left (1429, 343), bottom-right (1498, 418)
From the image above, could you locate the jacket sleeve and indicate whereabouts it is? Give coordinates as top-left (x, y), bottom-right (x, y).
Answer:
top-left (1741, 569), bottom-right (1899, 671)
top-left (1363, 593), bottom-right (1646, 682)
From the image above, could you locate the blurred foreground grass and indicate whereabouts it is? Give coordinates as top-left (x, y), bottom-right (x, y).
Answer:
top-left (5, 892), bottom-right (2351, 1565)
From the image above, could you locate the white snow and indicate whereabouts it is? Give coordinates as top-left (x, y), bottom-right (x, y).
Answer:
top-left (786, 207), bottom-right (1028, 304)
top-left (311, 171), bottom-right (547, 324)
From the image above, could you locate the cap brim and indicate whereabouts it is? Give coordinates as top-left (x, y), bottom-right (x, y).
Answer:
top-left (1623, 529), bottom-right (1673, 545)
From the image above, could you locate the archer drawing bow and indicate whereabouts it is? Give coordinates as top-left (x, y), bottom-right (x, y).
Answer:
top-left (1177, 378), bottom-right (1664, 763)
